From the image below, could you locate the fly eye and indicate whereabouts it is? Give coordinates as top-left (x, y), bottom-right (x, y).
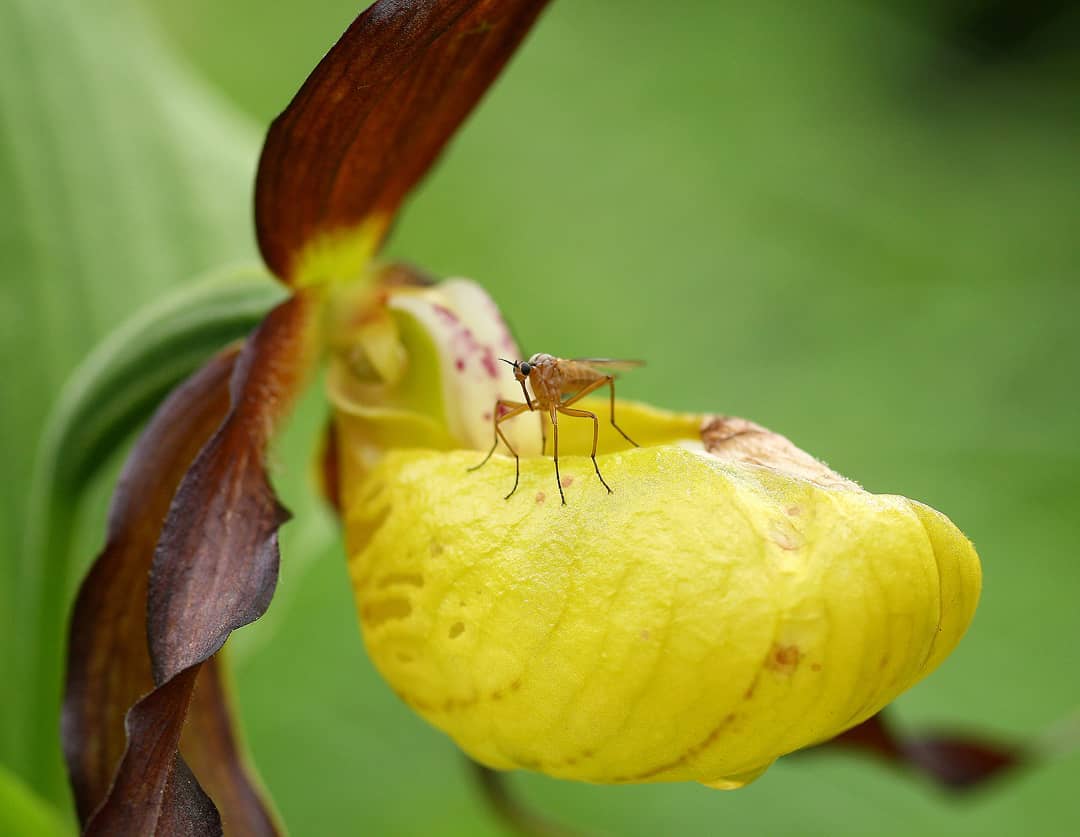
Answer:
top-left (518, 362), bottom-right (532, 375)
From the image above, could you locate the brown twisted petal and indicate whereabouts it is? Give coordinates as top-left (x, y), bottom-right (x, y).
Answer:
top-left (255, 0), bottom-right (551, 284)
top-left (183, 656), bottom-right (279, 832)
top-left (62, 349), bottom-right (238, 825)
top-left (76, 293), bottom-right (316, 834)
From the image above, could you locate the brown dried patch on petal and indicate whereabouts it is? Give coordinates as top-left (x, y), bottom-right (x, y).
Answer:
top-left (765, 644), bottom-right (802, 675)
top-left (700, 415), bottom-right (858, 489)
top-left (817, 710), bottom-right (1025, 792)
top-left (255, 0), bottom-right (551, 284)
top-left (62, 349), bottom-right (237, 824)
top-left (81, 294), bottom-right (317, 833)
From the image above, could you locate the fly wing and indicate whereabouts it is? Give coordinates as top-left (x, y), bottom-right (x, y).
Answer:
top-left (571, 358), bottom-right (645, 373)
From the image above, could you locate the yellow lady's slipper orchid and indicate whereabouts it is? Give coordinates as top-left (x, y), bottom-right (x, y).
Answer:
top-left (331, 278), bottom-right (982, 789)
top-left (58, 1), bottom-right (1011, 831)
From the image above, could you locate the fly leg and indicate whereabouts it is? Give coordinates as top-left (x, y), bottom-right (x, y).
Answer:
top-left (468, 400), bottom-right (529, 498)
top-left (551, 408), bottom-right (565, 505)
top-left (558, 406), bottom-right (613, 494)
top-left (561, 376), bottom-right (639, 448)
top-left (605, 376), bottom-right (639, 447)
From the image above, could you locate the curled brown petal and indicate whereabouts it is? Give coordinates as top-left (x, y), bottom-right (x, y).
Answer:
top-left (183, 655), bottom-right (279, 835)
top-left (81, 293), bottom-right (317, 834)
top-left (255, 0), bottom-right (551, 283)
top-left (62, 349), bottom-right (237, 824)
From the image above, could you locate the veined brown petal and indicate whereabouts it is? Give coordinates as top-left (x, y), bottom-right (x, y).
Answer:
top-left (255, 0), bottom-right (551, 285)
top-left (81, 293), bottom-right (318, 834)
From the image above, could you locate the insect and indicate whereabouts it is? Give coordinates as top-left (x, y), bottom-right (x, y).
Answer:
top-left (468, 353), bottom-right (641, 505)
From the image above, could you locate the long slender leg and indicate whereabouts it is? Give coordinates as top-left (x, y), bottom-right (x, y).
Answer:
top-left (539, 409), bottom-right (548, 457)
top-left (559, 406), bottom-right (613, 494)
top-left (468, 400), bottom-right (528, 471)
top-left (551, 408), bottom-right (565, 505)
top-left (561, 377), bottom-right (639, 447)
top-left (494, 412), bottom-right (527, 499)
top-left (606, 377), bottom-right (639, 447)
top-left (468, 401), bottom-right (529, 499)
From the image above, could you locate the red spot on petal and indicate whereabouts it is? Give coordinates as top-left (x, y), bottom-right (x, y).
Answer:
top-left (432, 304), bottom-right (458, 323)
top-left (482, 411), bottom-right (492, 422)
top-left (535, 492), bottom-right (545, 504)
top-left (455, 358), bottom-right (465, 371)
top-left (480, 351), bottom-right (498, 378)
top-left (560, 475), bottom-right (574, 488)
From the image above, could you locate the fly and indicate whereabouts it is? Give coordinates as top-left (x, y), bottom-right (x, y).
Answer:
top-left (468, 353), bottom-right (641, 505)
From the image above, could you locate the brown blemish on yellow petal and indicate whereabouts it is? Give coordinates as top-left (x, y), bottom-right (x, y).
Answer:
top-left (392, 674), bottom-right (526, 716)
top-left (701, 416), bottom-right (857, 489)
top-left (765, 644), bottom-right (802, 675)
top-left (614, 713), bottom-right (739, 782)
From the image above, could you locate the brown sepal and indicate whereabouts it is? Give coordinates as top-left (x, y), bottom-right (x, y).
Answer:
top-left (255, 0), bottom-right (551, 282)
top-left (183, 655), bottom-right (279, 835)
top-left (71, 294), bottom-right (315, 834)
top-left (62, 349), bottom-right (237, 824)
top-left (147, 294), bottom-right (314, 682)
top-left (819, 710), bottom-right (1025, 792)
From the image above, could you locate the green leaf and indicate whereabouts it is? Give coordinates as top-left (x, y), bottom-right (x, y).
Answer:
top-left (0, 0), bottom-right (261, 802)
top-left (0, 762), bottom-right (70, 837)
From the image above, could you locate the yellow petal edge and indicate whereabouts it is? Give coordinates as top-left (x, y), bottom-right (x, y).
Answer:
top-left (340, 398), bottom-right (981, 789)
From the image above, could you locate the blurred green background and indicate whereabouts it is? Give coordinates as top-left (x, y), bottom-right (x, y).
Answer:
top-left (2, 0), bottom-right (1078, 833)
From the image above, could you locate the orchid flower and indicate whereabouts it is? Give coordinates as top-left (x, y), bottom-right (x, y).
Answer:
top-left (56, 1), bottom-right (1030, 833)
